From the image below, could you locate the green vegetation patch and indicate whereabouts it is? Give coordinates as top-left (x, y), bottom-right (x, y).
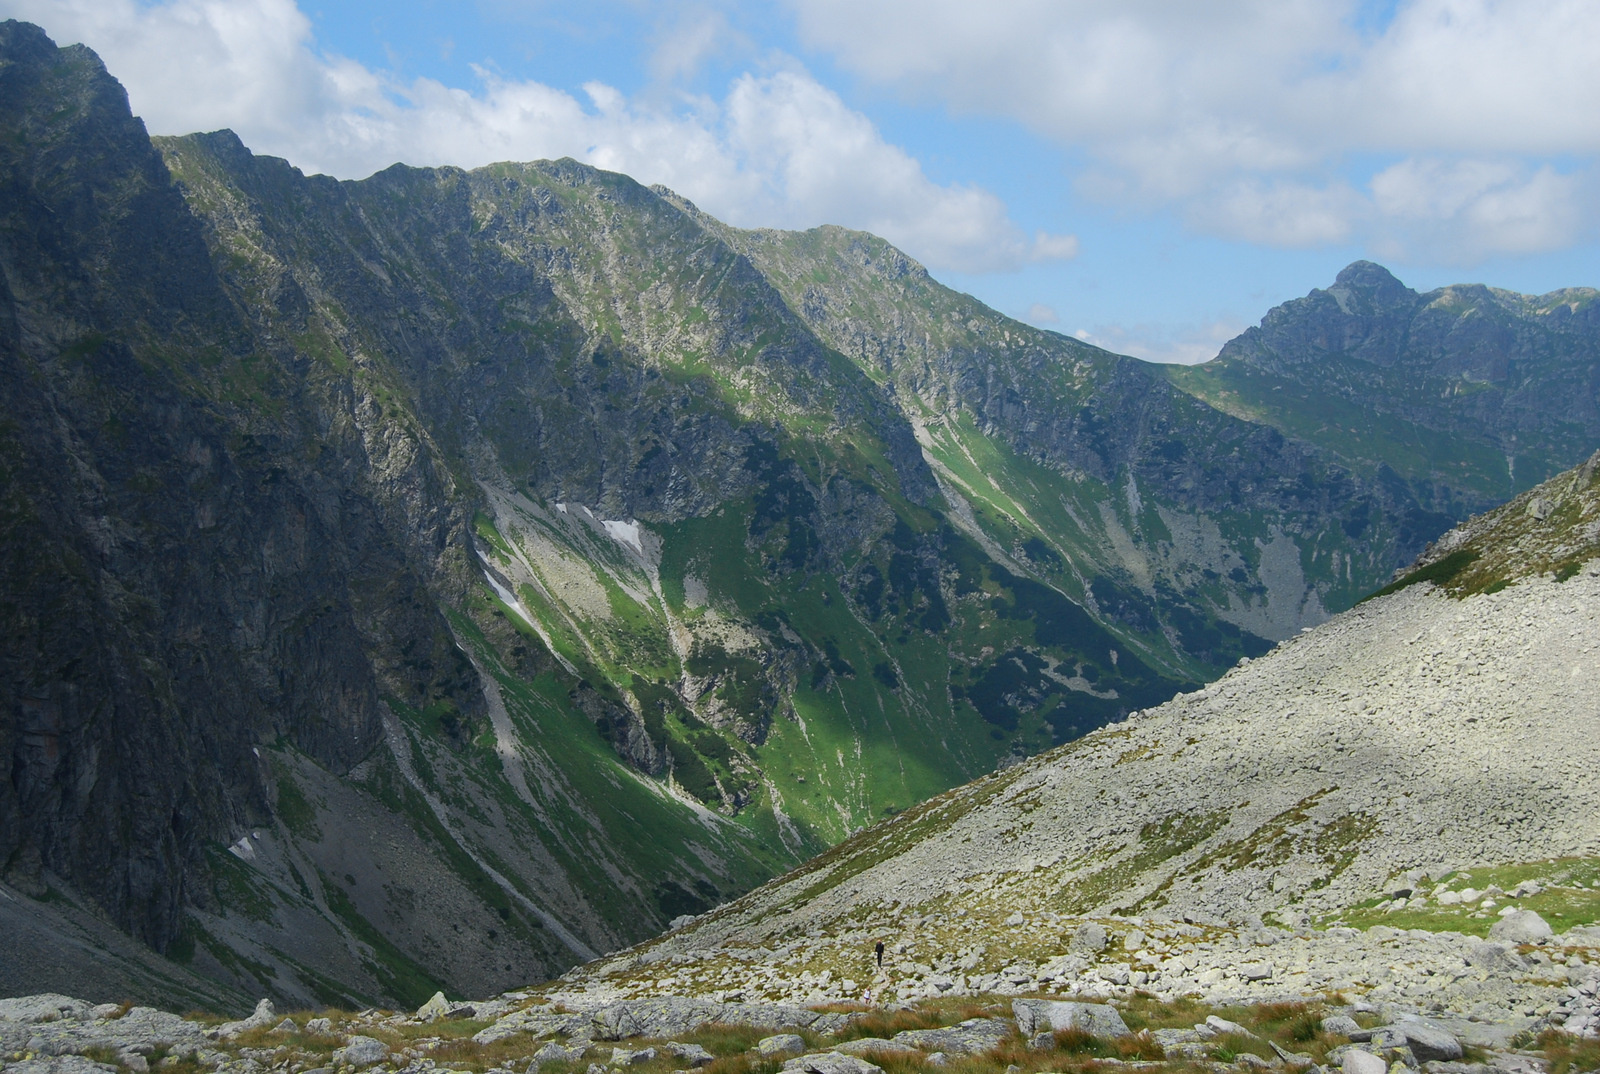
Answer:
top-left (1360, 549), bottom-right (1479, 603)
top-left (1328, 856), bottom-right (1600, 935)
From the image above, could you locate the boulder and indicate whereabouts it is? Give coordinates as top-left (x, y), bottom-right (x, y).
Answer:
top-left (333, 1037), bottom-right (389, 1069)
top-left (1489, 910), bottom-right (1554, 944)
top-left (782, 1053), bottom-right (884, 1074)
top-left (1205, 1016), bottom-right (1253, 1037)
top-left (533, 1041), bottom-right (588, 1067)
top-left (212, 1000), bottom-right (276, 1040)
top-left (1321, 1015), bottom-right (1362, 1037)
top-left (304, 1018), bottom-right (333, 1035)
top-left (1394, 1017), bottom-right (1463, 1062)
top-left (591, 998), bottom-right (818, 1041)
top-left (1342, 1050), bottom-right (1387, 1074)
top-left (1070, 922), bottom-right (1109, 954)
top-left (415, 993), bottom-right (451, 1022)
top-left (892, 1018), bottom-right (1012, 1054)
top-left (609, 1047), bottom-right (657, 1066)
top-left (664, 1042), bottom-right (714, 1067)
top-left (0, 996), bottom-right (93, 1024)
top-left (757, 1035), bottom-right (807, 1056)
top-left (1014, 1000), bottom-right (1131, 1039)
top-left (809, 1012), bottom-right (861, 1037)
top-left (1466, 942), bottom-right (1528, 974)
top-left (1098, 963), bottom-right (1131, 986)
top-left (834, 1038), bottom-right (915, 1056)
top-left (474, 1006), bottom-right (588, 1045)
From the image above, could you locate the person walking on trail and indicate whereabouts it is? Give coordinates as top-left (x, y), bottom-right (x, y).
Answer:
top-left (874, 940), bottom-right (885, 968)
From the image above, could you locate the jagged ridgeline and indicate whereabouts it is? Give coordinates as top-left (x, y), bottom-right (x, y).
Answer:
top-left (4, 19), bottom-right (1600, 1011)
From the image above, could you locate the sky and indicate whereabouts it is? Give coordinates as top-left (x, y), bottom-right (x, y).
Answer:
top-left (6, 0), bottom-right (1600, 364)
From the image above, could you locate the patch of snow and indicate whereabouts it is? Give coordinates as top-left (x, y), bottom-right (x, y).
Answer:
top-left (602, 518), bottom-right (644, 555)
top-left (555, 502), bottom-right (567, 514)
top-left (227, 836), bottom-right (256, 862)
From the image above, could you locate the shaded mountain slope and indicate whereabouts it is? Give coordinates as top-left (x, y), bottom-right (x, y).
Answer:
top-left (0, 22), bottom-right (1177, 1009)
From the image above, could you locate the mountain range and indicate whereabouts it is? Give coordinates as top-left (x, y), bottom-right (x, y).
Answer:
top-left (1, 20), bottom-right (1597, 1010)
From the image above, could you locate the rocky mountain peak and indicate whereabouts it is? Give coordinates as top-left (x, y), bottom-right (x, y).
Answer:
top-left (1327, 259), bottom-right (1415, 314)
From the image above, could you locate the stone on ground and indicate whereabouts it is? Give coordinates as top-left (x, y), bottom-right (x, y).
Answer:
top-left (782, 1053), bottom-right (884, 1074)
top-left (756, 1035), bottom-right (807, 1056)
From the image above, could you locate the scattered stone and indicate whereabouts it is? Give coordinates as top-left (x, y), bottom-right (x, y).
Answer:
top-left (609, 1046), bottom-right (657, 1066)
top-left (4, 1057), bottom-right (118, 1074)
top-left (416, 993), bottom-right (451, 1022)
top-left (89, 1005), bottom-right (122, 1022)
top-left (663, 1042), bottom-right (714, 1067)
top-left (1323, 1016), bottom-right (1363, 1037)
top-left (304, 1018), bottom-right (333, 1035)
top-left (272, 1019), bottom-right (297, 1034)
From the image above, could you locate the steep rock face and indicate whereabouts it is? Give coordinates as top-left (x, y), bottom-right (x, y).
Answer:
top-left (0, 24), bottom-right (807, 1009)
top-left (0, 20), bottom-right (480, 954)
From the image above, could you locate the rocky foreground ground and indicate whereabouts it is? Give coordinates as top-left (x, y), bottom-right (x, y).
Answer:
top-left (3, 939), bottom-right (1599, 1074)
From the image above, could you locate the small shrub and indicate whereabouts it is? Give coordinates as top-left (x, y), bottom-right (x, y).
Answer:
top-left (1535, 1029), bottom-right (1600, 1074)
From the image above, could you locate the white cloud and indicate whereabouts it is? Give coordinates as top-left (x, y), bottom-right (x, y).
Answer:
top-left (0, 0), bottom-right (1075, 274)
top-left (1073, 318), bottom-right (1247, 366)
top-left (1025, 303), bottom-right (1060, 324)
top-left (787, 0), bottom-right (1600, 263)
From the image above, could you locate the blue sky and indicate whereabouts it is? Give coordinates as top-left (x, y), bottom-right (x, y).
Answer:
top-left (8, 0), bottom-right (1600, 362)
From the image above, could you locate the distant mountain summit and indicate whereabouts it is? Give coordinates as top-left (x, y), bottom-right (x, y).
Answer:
top-left (1169, 261), bottom-right (1600, 509)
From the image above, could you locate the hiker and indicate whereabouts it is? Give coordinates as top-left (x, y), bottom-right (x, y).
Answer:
top-left (874, 939), bottom-right (885, 968)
